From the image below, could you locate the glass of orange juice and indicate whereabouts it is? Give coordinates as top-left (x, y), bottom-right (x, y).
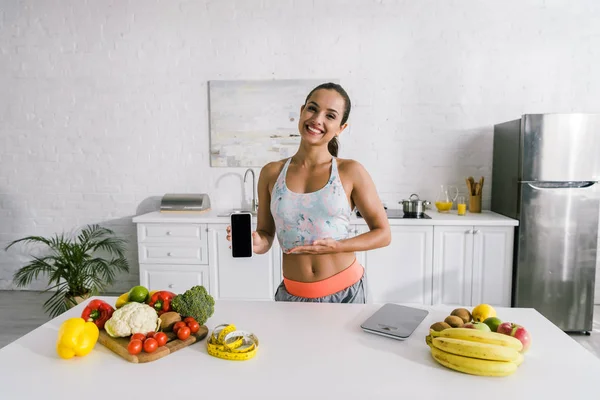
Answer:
top-left (457, 195), bottom-right (467, 216)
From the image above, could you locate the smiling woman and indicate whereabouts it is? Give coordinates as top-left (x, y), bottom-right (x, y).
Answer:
top-left (226, 82), bottom-right (391, 303)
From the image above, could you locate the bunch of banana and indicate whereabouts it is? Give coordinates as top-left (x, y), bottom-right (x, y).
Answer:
top-left (425, 328), bottom-right (524, 377)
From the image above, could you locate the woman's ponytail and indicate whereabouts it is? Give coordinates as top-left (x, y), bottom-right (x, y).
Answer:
top-left (328, 136), bottom-right (339, 157)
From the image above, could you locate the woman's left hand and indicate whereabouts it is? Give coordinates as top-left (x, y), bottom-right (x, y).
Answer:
top-left (286, 238), bottom-right (340, 255)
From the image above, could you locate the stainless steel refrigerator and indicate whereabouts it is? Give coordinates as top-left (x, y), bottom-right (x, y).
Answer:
top-left (491, 114), bottom-right (600, 333)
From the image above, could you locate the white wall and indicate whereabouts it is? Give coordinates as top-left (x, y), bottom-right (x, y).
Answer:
top-left (1, 0), bottom-right (600, 298)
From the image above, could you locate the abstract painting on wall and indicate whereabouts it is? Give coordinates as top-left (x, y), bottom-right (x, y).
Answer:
top-left (208, 79), bottom-right (338, 167)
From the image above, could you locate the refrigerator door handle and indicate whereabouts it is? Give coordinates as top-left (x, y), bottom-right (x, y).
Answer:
top-left (522, 181), bottom-right (598, 190)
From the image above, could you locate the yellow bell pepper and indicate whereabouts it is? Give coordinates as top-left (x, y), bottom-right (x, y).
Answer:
top-left (56, 317), bottom-right (99, 359)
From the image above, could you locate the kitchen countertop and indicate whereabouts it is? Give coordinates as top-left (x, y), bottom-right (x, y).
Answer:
top-left (133, 210), bottom-right (519, 226)
top-left (1, 297), bottom-right (597, 399)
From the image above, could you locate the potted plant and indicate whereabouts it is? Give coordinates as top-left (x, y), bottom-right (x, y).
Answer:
top-left (5, 224), bottom-right (129, 318)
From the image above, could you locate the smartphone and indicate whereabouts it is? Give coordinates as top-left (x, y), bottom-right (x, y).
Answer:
top-left (230, 212), bottom-right (253, 258)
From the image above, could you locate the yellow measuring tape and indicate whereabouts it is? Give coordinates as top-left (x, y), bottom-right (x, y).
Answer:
top-left (207, 324), bottom-right (259, 361)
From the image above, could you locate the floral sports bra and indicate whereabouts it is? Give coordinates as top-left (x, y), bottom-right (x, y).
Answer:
top-left (270, 157), bottom-right (352, 253)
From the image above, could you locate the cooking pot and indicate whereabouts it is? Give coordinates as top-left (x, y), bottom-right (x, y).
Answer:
top-left (399, 194), bottom-right (431, 214)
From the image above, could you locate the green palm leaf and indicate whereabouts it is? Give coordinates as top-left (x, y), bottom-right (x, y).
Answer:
top-left (6, 224), bottom-right (130, 318)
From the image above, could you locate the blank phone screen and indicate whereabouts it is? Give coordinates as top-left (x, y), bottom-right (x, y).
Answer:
top-left (231, 213), bottom-right (252, 258)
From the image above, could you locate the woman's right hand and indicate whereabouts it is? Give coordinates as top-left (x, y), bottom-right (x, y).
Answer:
top-left (226, 226), bottom-right (269, 254)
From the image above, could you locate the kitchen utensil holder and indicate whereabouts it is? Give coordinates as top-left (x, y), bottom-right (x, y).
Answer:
top-left (469, 194), bottom-right (482, 213)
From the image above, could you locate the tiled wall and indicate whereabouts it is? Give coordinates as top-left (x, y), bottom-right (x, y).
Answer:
top-left (1, 1), bottom-right (600, 300)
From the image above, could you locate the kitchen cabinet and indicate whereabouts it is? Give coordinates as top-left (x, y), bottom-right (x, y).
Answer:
top-left (137, 222), bottom-right (211, 294)
top-left (140, 264), bottom-right (210, 294)
top-left (137, 221), bottom-right (280, 301)
top-left (357, 225), bottom-right (434, 304)
top-left (432, 225), bottom-right (514, 307)
top-left (133, 211), bottom-right (516, 306)
top-left (207, 223), bottom-right (280, 301)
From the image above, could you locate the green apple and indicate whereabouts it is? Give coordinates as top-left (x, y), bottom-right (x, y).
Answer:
top-left (483, 317), bottom-right (503, 332)
top-left (463, 322), bottom-right (491, 332)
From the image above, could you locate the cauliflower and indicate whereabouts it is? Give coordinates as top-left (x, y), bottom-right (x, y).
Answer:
top-left (104, 302), bottom-right (161, 337)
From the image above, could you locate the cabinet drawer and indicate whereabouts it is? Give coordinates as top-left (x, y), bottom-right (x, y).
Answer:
top-left (139, 244), bottom-right (208, 265)
top-left (137, 223), bottom-right (207, 243)
top-left (140, 264), bottom-right (210, 294)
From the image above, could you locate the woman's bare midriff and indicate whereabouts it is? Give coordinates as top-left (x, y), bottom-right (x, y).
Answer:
top-left (281, 251), bottom-right (357, 282)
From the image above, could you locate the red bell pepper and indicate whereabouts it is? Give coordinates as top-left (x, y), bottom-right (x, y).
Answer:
top-left (148, 291), bottom-right (176, 315)
top-left (81, 299), bottom-right (115, 330)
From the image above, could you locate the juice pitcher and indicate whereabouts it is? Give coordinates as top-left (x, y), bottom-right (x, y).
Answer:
top-left (435, 185), bottom-right (458, 213)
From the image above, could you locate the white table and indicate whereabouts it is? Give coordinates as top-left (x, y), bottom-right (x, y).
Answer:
top-left (1, 297), bottom-right (598, 399)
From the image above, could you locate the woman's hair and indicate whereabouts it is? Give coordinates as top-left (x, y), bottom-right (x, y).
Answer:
top-left (304, 82), bottom-right (351, 157)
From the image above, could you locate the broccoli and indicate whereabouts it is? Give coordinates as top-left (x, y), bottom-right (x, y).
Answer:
top-left (171, 285), bottom-right (215, 325)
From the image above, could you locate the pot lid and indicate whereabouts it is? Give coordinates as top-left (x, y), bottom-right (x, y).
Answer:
top-left (400, 193), bottom-right (430, 204)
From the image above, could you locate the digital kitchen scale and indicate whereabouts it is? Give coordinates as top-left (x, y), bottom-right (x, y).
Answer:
top-left (360, 303), bottom-right (429, 340)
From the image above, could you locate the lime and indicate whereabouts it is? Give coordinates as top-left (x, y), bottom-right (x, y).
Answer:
top-left (104, 321), bottom-right (116, 337)
top-left (483, 317), bottom-right (503, 332)
top-left (128, 285), bottom-right (149, 303)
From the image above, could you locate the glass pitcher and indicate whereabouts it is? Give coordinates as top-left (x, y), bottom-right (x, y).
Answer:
top-left (435, 185), bottom-right (458, 213)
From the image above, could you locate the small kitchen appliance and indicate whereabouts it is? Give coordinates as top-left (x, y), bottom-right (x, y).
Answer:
top-left (160, 193), bottom-right (211, 213)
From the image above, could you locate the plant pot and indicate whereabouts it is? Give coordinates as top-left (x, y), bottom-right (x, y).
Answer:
top-left (68, 292), bottom-right (91, 307)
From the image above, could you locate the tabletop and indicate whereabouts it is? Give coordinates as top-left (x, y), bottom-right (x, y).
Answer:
top-left (0, 297), bottom-right (598, 399)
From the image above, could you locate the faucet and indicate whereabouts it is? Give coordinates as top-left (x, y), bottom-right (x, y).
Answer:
top-left (244, 169), bottom-right (258, 214)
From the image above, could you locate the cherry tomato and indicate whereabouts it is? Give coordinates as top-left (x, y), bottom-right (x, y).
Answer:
top-left (173, 321), bottom-right (186, 334)
top-left (187, 321), bottom-right (200, 334)
top-left (143, 337), bottom-right (158, 353)
top-left (154, 332), bottom-right (168, 347)
top-left (131, 333), bottom-right (146, 342)
top-left (146, 331), bottom-right (156, 339)
top-left (183, 317), bottom-right (196, 324)
top-left (177, 326), bottom-right (191, 340)
top-left (128, 339), bottom-right (143, 355)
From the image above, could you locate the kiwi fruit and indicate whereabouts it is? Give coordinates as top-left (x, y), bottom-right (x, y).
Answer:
top-left (430, 321), bottom-right (451, 332)
top-left (159, 311), bottom-right (181, 332)
top-left (444, 315), bottom-right (464, 328)
top-left (451, 308), bottom-right (472, 324)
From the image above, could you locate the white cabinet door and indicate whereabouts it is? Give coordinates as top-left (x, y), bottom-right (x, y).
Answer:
top-left (432, 226), bottom-right (474, 306)
top-left (359, 225), bottom-right (434, 304)
top-left (139, 264), bottom-right (210, 294)
top-left (208, 224), bottom-right (276, 301)
top-left (471, 226), bottom-right (514, 307)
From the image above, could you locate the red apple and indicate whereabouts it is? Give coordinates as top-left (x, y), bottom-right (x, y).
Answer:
top-left (497, 322), bottom-right (531, 352)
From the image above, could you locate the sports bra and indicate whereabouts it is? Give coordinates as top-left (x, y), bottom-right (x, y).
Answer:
top-left (270, 157), bottom-right (352, 253)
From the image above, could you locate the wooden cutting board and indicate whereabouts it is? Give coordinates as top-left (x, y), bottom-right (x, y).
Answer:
top-left (97, 326), bottom-right (208, 363)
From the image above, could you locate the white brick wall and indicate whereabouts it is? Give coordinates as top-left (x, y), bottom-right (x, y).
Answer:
top-left (1, 0), bottom-right (600, 300)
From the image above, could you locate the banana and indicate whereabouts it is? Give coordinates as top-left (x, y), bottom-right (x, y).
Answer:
top-left (429, 344), bottom-right (518, 377)
top-left (514, 352), bottom-right (525, 367)
top-left (115, 292), bottom-right (129, 309)
top-left (431, 336), bottom-right (520, 362)
top-left (430, 328), bottom-right (523, 352)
